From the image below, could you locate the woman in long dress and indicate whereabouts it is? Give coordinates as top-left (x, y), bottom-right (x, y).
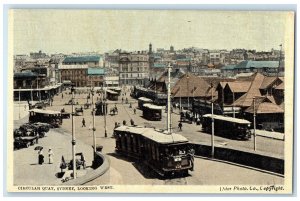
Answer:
top-left (48, 148), bottom-right (54, 164)
top-left (38, 148), bottom-right (44, 165)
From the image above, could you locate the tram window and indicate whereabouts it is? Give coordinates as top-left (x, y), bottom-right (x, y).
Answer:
top-left (156, 147), bottom-right (160, 161)
top-left (152, 144), bottom-right (156, 160)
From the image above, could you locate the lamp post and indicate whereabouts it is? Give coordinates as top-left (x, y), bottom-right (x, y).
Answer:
top-left (104, 81), bottom-right (107, 138)
top-left (91, 87), bottom-right (96, 155)
top-left (179, 86), bottom-right (182, 112)
top-left (71, 85), bottom-right (76, 179)
top-left (167, 63), bottom-right (172, 133)
top-left (211, 83), bottom-right (215, 158)
top-left (19, 87), bottom-right (21, 120)
top-left (232, 89), bottom-right (235, 118)
top-left (253, 97), bottom-right (257, 151)
top-left (187, 74), bottom-right (190, 110)
top-left (31, 83), bottom-right (33, 103)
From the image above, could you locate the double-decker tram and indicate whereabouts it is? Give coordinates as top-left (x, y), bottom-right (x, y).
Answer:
top-left (201, 114), bottom-right (251, 140)
top-left (142, 104), bottom-right (164, 121)
top-left (114, 126), bottom-right (194, 177)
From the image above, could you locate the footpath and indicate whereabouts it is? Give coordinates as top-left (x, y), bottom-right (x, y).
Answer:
top-left (13, 120), bottom-right (94, 185)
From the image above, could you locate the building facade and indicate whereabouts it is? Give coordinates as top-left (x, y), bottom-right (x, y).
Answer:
top-left (119, 51), bottom-right (149, 85)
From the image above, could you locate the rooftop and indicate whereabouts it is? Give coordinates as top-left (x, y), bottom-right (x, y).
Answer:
top-left (14, 71), bottom-right (38, 78)
top-left (235, 60), bottom-right (279, 69)
top-left (114, 126), bottom-right (188, 144)
top-left (63, 55), bottom-right (101, 63)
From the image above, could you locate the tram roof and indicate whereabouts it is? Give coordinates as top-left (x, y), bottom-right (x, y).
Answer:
top-left (106, 89), bottom-right (118, 94)
top-left (143, 103), bottom-right (165, 110)
top-left (114, 126), bottom-right (188, 144)
top-left (203, 114), bottom-right (251, 124)
top-left (138, 97), bottom-right (153, 102)
top-left (29, 109), bottom-right (61, 115)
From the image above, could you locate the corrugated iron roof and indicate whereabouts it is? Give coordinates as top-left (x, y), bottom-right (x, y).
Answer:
top-left (14, 71), bottom-right (38, 78)
top-left (245, 101), bottom-right (284, 114)
top-left (63, 55), bottom-right (101, 63)
top-left (221, 65), bottom-right (235, 70)
top-left (234, 73), bottom-right (265, 107)
top-left (171, 73), bottom-right (212, 98)
top-left (235, 60), bottom-right (279, 69)
top-left (226, 81), bottom-right (251, 93)
top-left (259, 76), bottom-right (279, 89)
top-left (275, 82), bottom-right (284, 90)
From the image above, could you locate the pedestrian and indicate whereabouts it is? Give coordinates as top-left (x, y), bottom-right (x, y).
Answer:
top-left (123, 120), bottom-right (126, 126)
top-left (61, 93), bottom-right (64, 99)
top-left (178, 122), bottom-right (183, 131)
top-left (89, 121), bottom-right (92, 130)
top-left (196, 118), bottom-right (201, 125)
top-left (130, 119), bottom-right (135, 126)
top-left (122, 97), bottom-right (124, 104)
top-left (133, 108), bottom-right (136, 115)
top-left (38, 148), bottom-right (44, 165)
top-left (36, 133), bottom-right (39, 144)
top-left (82, 118), bottom-right (86, 127)
top-left (48, 148), bottom-right (54, 164)
top-left (115, 122), bottom-right (118, 128)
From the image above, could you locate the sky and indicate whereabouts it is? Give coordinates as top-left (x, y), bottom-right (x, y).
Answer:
top-left (10, 10), bottom-right (293, 55)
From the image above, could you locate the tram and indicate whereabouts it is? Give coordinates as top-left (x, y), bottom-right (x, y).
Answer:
top-left (106, 89), bottom-right (119, 101)
top-left (29, 109), bottom-right (62, 127)
top-left (114, 126), bottom-right (194, 177)
top-left (138, 97), bottom-right (153, 110)
top-left (201, 114), bottom-right (251, 140)
top-left (142, 104), bottom-right (164, 121)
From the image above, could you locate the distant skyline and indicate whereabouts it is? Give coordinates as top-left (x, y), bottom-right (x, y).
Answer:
top-left (10, 10), bottom-right (292, 55)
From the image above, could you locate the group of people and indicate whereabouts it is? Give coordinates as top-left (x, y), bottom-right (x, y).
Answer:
top-left (38, 148), bottom-right (54, 165)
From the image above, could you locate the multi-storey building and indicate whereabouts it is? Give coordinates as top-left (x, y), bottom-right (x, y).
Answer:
top-left (119, 51), bottom-right (149, 85)
top-left (59, 55), bottom-right (104, 87)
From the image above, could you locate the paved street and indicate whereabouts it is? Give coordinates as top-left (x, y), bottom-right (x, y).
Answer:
top-left (49, 88), bottom-right (284, 158)
top-left (41, 88), bottom-right (284, 185)
top-left (12, 88), bottom-right (284, 185)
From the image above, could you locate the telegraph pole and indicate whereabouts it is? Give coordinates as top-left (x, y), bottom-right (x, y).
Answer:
top-left (31, 84), bottom-right (33, 103)
top-left (278, 44), bottom-right (282, 77)
top-left (167, 63), bottom-right (172, 134)
top-left (253, 97), bottom-right (257, 151)
top-left (187, 74), bottom-right (190, 110)
top-left (91, 87), bottom-right (96, 155)
top-left (179, 86), bottom-right (182, 112)
top-left (211, 83), bottom-right (215, 158)
top-left (19, 88), bottom-right (21, 120)
top-left (233, 89), bottom-right (235, 118)
top-left (71, 85), bottom-right (76, 179)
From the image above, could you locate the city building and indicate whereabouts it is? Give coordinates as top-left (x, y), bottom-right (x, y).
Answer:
top-left (119, 51), bottom-right (149, 85)
top-left (62, 55), bottom-right (103, 67)
top-left (59, 55), bottom-right (104, 87)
